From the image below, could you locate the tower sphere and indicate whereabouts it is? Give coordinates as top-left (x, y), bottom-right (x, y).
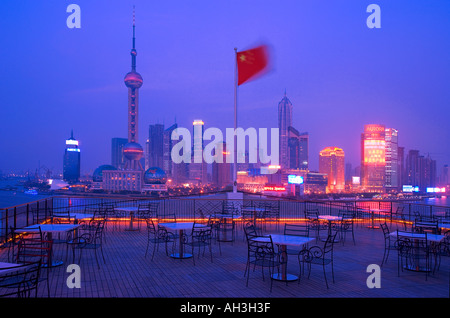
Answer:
top-left (123, 142), bottom-right (144, 161)
top-left (124, 71), bottom-right (143, 88)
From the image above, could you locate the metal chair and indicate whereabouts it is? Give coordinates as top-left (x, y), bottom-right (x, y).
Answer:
top-left (298, 232), bottom-right (338, 289)
top-left (0, 260), bottom-right (42, 298)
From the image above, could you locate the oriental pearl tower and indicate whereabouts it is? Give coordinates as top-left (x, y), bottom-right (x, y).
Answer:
top-left (123, 8), bottom-right (144, 170)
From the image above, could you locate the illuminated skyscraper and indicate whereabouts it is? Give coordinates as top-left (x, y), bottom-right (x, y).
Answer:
top-left (385, 128), bottom-right (399, 191)
top-left (63, 130), bottom-right (80, 184)
top-left (146, 124), bottom-right (164, 170)
top-left (278, 91), bottom-right (293, 170)
top-left (189, 119), bottom-right (207, 184)
top-left (319, 147), bottom-right (345, 193)
top-left (361, 124), bottom-right (386, 192)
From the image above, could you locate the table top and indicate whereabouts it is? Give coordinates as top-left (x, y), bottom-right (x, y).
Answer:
top-left (115, 207), bottom-right (139, 212)
top-left (318, 215), bottom-right (342, 221)
top-left (159, 222), bottom-right (196, 231)
top-left (15, 224), bottom-right (80, 233)
top-left (0, 262), bottom-right (23, 275)
top-left (389, 231), bottom-right (445, 243)
top-left (253, 234), bottom-right (315, 247)
top-left (54, 213), bottom-right (95, 220)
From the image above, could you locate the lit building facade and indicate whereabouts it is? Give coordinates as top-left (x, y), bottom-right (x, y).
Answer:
top-left (212, 142), bottom-right (232, 188)
top-left (146, 124), bottom-right (164, 170)
top-left (63, 130), bottom-right (81, 184)
top-left (189, 119), bottom-right (207, 184)
top-left (384, 128), bottom-right (399, 192)
top-left (319, 147), bottom-right (345, 193)
top-left (361, 124), bottom-right (386, 192)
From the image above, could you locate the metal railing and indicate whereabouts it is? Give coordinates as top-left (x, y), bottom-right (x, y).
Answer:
top-left (1, 193), bottom-right (449, 244)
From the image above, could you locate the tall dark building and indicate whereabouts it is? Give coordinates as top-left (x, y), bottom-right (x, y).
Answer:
top-left (405, 150), bottom-right (437, 191)
top-left (298, 132), bottom-right (309, 170)
top-left (146, 124), bottom-right (164, 170)
top-left (278, 92), bottom-right (293, 170)
top-left (111, 137), bottom-right (127, 170)
top-left (212, 142), bottom-right (232, 188)
top-left (163, 123), bottom-right (177, 177)
top-left (63, 130), bottom-right (80, 184)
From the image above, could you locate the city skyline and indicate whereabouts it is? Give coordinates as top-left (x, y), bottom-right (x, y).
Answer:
top-left (1, 1), bottom-right (449, 176)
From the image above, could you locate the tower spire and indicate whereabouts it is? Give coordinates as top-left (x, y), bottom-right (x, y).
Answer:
top-left (131, 5), bottom-right (137, 71)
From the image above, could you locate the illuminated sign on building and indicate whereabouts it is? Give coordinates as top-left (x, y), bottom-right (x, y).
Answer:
top-left (364, 139), bottom-right (385, 165)
top-left (66, 139), bottom-right (79, 146)
top-left (403, 185), bottom-right (419, 193)
top-left (426, 187), bottom-right (446, 193)
top-left (263, 185), bottom-right (286, 192)
top-left (288, 175), bottom-right (304, 184)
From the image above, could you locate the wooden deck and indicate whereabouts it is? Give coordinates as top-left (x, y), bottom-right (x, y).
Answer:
top-left (1, 218), bottom-right (449, 305)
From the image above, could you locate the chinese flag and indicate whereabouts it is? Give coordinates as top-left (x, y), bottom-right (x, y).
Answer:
top-left (237, 45), bottom-right (269, 86)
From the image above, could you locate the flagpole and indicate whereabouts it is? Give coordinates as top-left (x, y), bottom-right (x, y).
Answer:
top-left (233, 47), bottom-right (238, 193)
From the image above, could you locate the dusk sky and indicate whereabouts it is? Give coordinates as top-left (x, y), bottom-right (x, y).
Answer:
top-left (1, 1), bottom-right (449, 176)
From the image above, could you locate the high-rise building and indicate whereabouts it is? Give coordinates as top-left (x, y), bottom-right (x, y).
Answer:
top-left (189, 119), bottom-right (207, 184)
top-left (398, 146), bottom-right (405, 188)
top-left (298, 132), bottom-right (309, 170)
top-left (163, 123), bottom-right (177, 178)
top-left (63, 130), bottom-right (80, 184)
top-left (319, 147), bottom-right (345, 193)
top-left (361, 124), bottom-right (386, 192)
top-left (111, 137), bottom-right (127, 170)
top-left (278, 92), bottom-right (293, 170)
top-left (385, 128), bottom-right (399, 191)
top-left (146, 124), bottom-right (164, 170)
top-left (212, 142), bottom-right (232, 188)
top-left (405, 150), bottom-right (436, 191)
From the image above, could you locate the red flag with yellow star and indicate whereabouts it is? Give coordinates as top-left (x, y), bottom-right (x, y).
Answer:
top-left (237, 45), bottom-right (269, 86)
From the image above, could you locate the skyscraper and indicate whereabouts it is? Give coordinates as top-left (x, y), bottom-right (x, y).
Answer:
top-left (385, 128), bottom-right (399, 191)
top-left (278, 91), bottom-right (293, 170)
top-left (146, 124), bottom-right (164, 170)
top-left (212, 142), bottom-right (232, 188)
top-left (163, 123), bottom-right (178, 178)
top-left (405, 150), bottom-right (437, 191)
top-left (111, 137), bottom-right (127, 170)
top-left (298, 132), bottom-right (309, 170)
top-left (189, 119), bottom-right (207, 184)
top-left (63, 130), bottom-right (80, 184)
top-left (319, 147), bottom-right (345, 193)
top-left (361, 124), bottom-right (386, 192)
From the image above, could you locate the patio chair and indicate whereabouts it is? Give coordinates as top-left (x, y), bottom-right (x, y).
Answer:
top-left (264, 202), bottom-right (280, 231)
top-left (304, 209), bottom-right (322, 240)
top-left (380, 222), bottom-right (397, 266)
top-left (16, 237), bottom-right (52, 297)
top-left (68, 220), bottom-right (106, 269)
top-left (0, 260), bottom-right (42, 298)
top-left (396, 230), bottom-right (432, 280)
top-left (283, 223), bottom-right (310, 255)
top-left (413, 219), bottom-right (440, 235)
top-left (244, 235), bottom-right (283, 292)
top-left (144, 219), bottom-right (175, 261)
top-left (184, 224), bottom-right (214, 265)
top-left (298, 231), bottom-right (338, 289)
top-left (337, 210), bottom-right (356, 245)
top-left (243, 222), bottom-right (259, 241)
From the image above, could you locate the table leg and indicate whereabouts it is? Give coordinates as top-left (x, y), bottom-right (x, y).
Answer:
top-left (271, 245), bottom-right (298, 282)
top-left (367, 211), bottom-right (380, 229)
top-left (125, 211), bottom-right (139, 231)
top-left (171, 230), bottom-right (192, 259)
top-left (44, 233), bottom-right (63, 268)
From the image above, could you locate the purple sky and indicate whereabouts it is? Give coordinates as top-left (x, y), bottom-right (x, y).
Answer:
top-left (0, 0), bottom-right (449, 176)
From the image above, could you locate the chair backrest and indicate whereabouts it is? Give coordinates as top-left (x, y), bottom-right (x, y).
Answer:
top-left (247, 236), bottom-right (275, 260)
top-left (16, 237), bottom-right (52, 266)
top-left (0, 260), bottom-right (42, 298)
top-left (284, 223), bottom-right (309, 237)
top-left (244, 223), bottom-right (258, 240)
top-left (414, 220), bottom-right (439, 234)
top-left (323, 232), bottom-right (338, 255)
top-left (305, 209), bottom-right (319, 219)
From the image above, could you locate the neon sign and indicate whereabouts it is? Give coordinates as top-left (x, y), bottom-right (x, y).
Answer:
top-left (288, 175), bottom-right (304, 184)
top-left (264, 185), bottom-right (286, 192)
